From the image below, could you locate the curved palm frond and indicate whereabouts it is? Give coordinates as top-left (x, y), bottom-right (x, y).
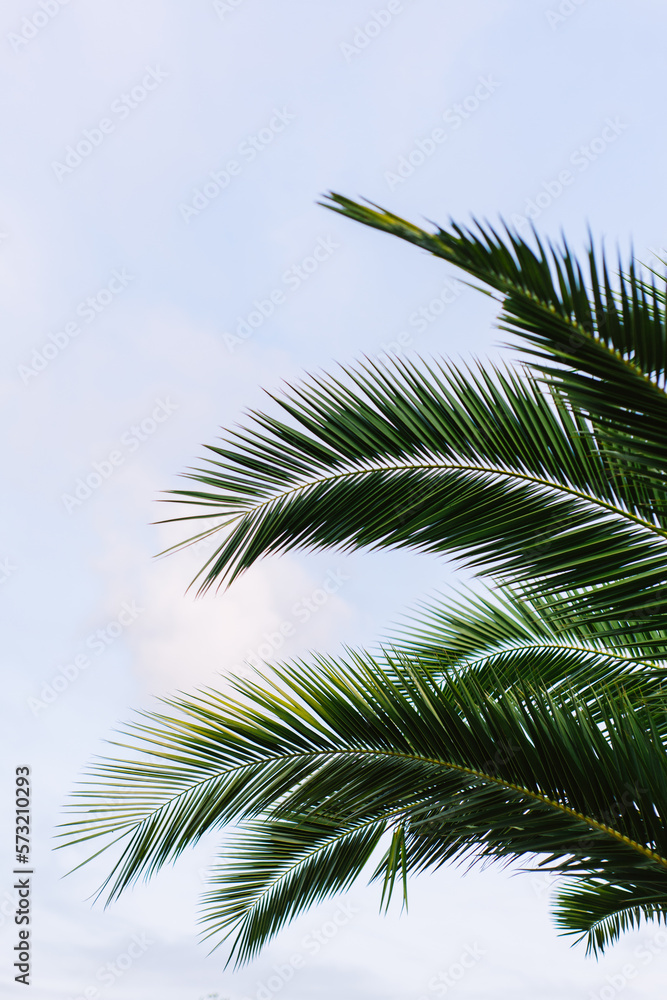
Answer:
top-left (59, 653), bottom-right (667, 965)
top-left (553, 878), bottom-right (667, 956)
top-left (158, 358), bottom-right (667, 626)
top-left (65, 204), bottom-right (667, 969)
top-left (321, 193), bottom-right (667, 476)
top-left (388, 582), bottom-right (667, 678)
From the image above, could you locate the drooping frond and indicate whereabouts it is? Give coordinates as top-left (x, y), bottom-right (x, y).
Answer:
top-left (158, 358), bottom-right (667, 626)
top-left (60, 653), bottom-right (667, 964)
top-left (553, 879), bottom-right (667, 956)
top-left (64, 203), bottom-right (667, 969)
top-left (321, 193), bottom-right (667, 474)
top-left (388, 581), bottom-right (667, 673)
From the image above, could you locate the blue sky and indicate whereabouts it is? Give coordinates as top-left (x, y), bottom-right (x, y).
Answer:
top-left (2, 1), bottom-right (667, 997)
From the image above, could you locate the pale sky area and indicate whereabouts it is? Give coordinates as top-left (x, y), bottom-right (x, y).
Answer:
top-left (2, 1), bottom-right (667, 998)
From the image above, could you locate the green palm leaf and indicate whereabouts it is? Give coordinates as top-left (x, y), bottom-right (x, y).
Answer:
top-left (554, 878), bottom-right (667, 955)
top-left (60, 653), bottom-right (667, 965)
top-left (389, 582), bottom-right (667, 675)
top-left (321, 193), bottom-right (667, 479)
top-left (63, 203), bottom-right (667, 970)
top-left (159, 358), bottom-right (667, 626)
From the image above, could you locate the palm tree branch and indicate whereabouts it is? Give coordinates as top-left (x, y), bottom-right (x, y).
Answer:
top-left (161, 459), bottom-right (667, 623)
top-left (390, 577), bottom-right (667, 666)
top-left (320, 194), bottom-right (667, 470)
top-left (199, 750), bottom-right (667, 962)
top-left (60, 658), bottom-right (667, 913)
top-left (553, 878), bottom-right (667, 955)
top-left (171, 458), bottom-right (662, 535)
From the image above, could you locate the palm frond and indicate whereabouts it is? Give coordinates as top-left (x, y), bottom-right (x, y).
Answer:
top-left (321, 193), bottom-right (667, 478)
top-left (60, 653), bottom-right (667, 962)
top-left (389, 582), bottom-right (667, 676)
top-left (201, 815), bottom-right (385, 964)
top-left (65, 200), bottom-right (667, 967)
top-left (158, 357), bottom-right (667, 626)
top-left (553, 879), bottom-right (667, 955)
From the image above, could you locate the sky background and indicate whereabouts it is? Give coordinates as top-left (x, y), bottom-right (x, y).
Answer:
top-left (2, 1), bottom-right (667, 997)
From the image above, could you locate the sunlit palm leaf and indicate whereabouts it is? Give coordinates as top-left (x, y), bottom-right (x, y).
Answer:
top-left (321, 193), bottom-right (667, 473)
top-left (553, 879), bottom-right (667, 955)
top-left (60, 653), bottom-right (667, 964)
top-left (64, 203), bottom-right (667, 968)
top-left (389, 582), bottom-right (667, 675)
top-left (159, 358), bottom-right (667, 626)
